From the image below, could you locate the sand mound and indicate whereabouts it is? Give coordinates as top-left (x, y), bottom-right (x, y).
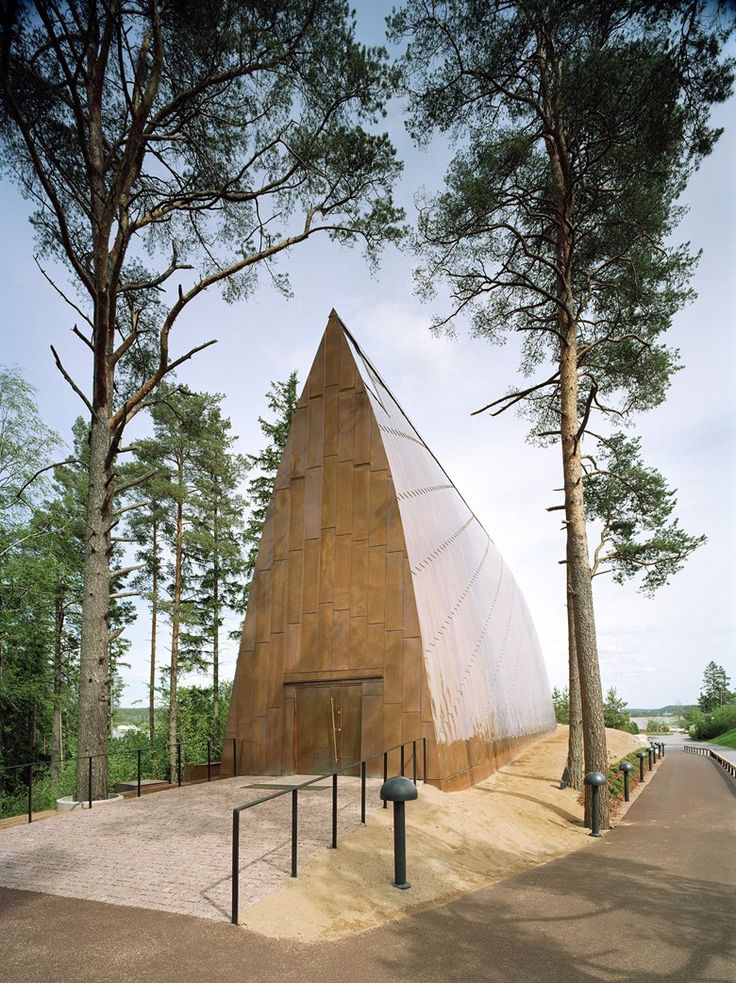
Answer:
top-left (240, 725), bottom-right (644, 942)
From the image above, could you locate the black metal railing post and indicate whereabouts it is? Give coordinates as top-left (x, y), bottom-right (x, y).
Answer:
top-left (291, 789), bottom-right (298, 877)
top-left (423, 736), bottom-right (427, 784)
top-left (232, 737), bottom-right (237, 775)
top-left (177, 743), bottom-right (182, 787)
top-left (331, 772), bottom-right (338, 849)
top-left (137, 749), bottom-right (142, 798)
top-left (207, 740), bottom-right (211, 782)
top-left (27, 763), bottom-right (32, 824)
top-left (88, 755), bottom-right (93, 808)
top-left (412, 740), bottom-right (417, 784)
top-left (360, 761), bottom-right (366, 824)
top-left (400, 743), bottom-right (405, 776)
top-left (231, 809), bottom-right (240, 925)
top-left (227, 735), bottom-right (426, 924)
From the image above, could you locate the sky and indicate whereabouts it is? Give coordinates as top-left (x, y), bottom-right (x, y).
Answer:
top-left (1, 9), bottom-right (734, 712)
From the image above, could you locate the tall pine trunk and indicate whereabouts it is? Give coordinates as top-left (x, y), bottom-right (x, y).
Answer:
top-left (74, 55), bottom-right (117, 801)
top-left (168, 454), bottom-right (184, 782)
top-left (212, 502), bottom-right (220, 734)
top-left (566, 576), bottom-right (584, 791)
top-left (546, 93), bottom-right (609, 829)
top-left (559, 333), bottom-right (609, 828)
top-left (51, 593), bottom-right (64, 783)
top-left (76, 414), bottom-right (113, 801)
top-left (149, 517), bottom-right (159, 744)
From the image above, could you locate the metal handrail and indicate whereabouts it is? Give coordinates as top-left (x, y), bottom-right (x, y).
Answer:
top-left (683, 743), bottom-right (736, 778)
top-left (231, 735), bottom-right (428, 925)
top-left (1, 738), bottom-right (232, 824)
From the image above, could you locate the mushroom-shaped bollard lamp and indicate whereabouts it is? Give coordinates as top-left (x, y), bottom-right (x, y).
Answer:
top-left (584, 771), bottom-right (607, 837)
top-left (380, 775), bottom-right (418, 889)
top-left (619, 760), bottom-right (633, 802)
top-left (636, 749), bottom-right (647, 782)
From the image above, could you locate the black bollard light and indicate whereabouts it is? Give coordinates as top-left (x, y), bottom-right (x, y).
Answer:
top-left (647, 746), bottom-right (653, 771)
top-left (636, 749), bottom-right (647, 782)
top-left (619, 760), bottom-right (633, 802)
top-left (380, 776), bottom-right (418, 889)
top-left (651, 742), bottom-right (659, 762)
top-left (584, 772), bottom-right (607, 837)
top-left (659, 741), bottom-right (665, 758)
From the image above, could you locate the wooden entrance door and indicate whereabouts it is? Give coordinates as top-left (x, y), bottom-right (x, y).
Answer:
top-left (295, 684), bottom-right (362, 775)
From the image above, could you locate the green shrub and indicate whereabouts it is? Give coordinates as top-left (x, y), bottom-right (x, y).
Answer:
top-left (688, 702), bottom-right (736, 740)
top-left (552, 686), bottom-right (569, 724)
top-left (605, 750), bottom-right (648, 804)
top-left (0, 758), bottom-right (79, 819)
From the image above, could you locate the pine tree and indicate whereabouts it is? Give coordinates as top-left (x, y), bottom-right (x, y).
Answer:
top-left (1, 2), bottom-right (404, 800)
top-left (132, 387), bottom-right (209, 780)
top-left (186, 401), bottom-right (247, 736)
top-left (390, 0), bottom-right (734, 827)
top-left (699, 662), bottom-right (732, 713)
top-left (243, 373), bottom-right (299, 600)
top-left (563, 432), bottom-right (705, 789)
top-left (125, 459), bottom-right (168, 743)
top-left (130, 386), bottom-right (246, 776)
top-left (0, 369), bottom-right (70, 792)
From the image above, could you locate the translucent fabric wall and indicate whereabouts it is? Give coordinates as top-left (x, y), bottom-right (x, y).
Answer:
top-left (347, 332), bottom-right (555, 785)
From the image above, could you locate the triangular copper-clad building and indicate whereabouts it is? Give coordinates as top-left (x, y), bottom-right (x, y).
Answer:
top-left (223, 312), bottom-right (554, 790)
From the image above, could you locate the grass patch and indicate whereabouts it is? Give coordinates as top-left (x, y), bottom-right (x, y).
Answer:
top-left (708, 728), bottom-right (736, 750)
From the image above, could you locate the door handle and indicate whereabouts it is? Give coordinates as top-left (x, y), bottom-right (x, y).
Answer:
top-left (330, 697), bottom-right (339, 764)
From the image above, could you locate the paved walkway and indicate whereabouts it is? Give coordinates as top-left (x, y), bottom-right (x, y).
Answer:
top-left (1, 750), bottom-right (734, 982)
top-left (0, 774), bottom-right (382, 921)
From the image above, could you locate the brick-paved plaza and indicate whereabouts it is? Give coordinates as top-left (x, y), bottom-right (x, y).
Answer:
top-left (0, 775), bottom-right (382, 921)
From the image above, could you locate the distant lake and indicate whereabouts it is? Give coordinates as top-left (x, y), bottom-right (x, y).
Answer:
top-left (631, 715), bottom-right (680, 729)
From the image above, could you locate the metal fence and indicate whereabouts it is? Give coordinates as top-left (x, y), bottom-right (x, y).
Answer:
top-left (0, 736), bottom-right (236, 823)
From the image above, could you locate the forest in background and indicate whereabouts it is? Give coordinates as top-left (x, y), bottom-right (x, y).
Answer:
top-left (0, 367), bottom-right (297, 817)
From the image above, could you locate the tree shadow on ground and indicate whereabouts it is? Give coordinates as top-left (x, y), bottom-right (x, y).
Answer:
top-left (478, 785), bottom-right (581, 824)
top-left (355, 849), bottom-right (735, 983)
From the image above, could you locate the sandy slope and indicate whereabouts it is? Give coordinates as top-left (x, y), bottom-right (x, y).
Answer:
top-left (240, 725), bottom-right (645, 942)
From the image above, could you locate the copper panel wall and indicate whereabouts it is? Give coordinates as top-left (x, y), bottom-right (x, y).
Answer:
top-left (223, 311), bottom-right (554, 789)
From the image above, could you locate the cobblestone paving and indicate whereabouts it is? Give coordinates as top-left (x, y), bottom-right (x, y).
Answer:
top-left (0, 775), bottom-right (382, 921)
